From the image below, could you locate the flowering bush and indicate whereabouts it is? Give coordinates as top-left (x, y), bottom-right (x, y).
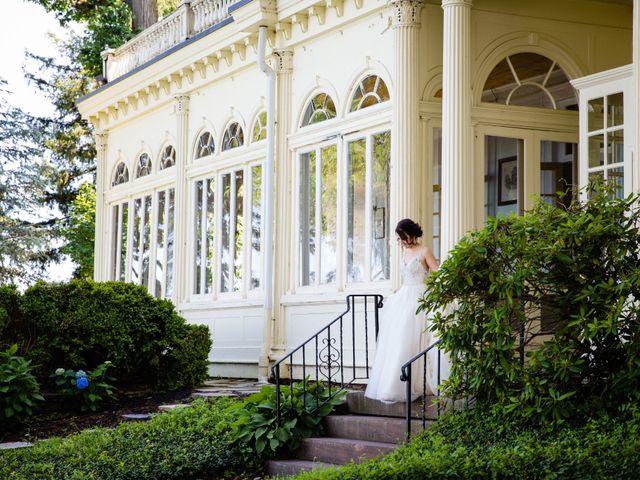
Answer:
top-left (51, 361), bottom-right (116, 412)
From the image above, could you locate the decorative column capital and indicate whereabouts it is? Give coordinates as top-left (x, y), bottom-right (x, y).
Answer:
top-left (273, 49), bottom-right (293, 74)
top-left (389, 0), bottom-right (424, 27)
top-left (174, 94), bottom-right (190, 115)
top-left (441, 0), bottom-right (473, 8)
top-left (94, 131), bottom-right (109, 152)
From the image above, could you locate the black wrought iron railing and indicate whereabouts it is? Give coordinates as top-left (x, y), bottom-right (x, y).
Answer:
top-left (270, 294), bottom-right (384, 424)
top-left (400, 339), bottom-right (442, 438)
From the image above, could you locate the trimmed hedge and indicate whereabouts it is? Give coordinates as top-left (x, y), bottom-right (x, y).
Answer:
top-left (1, 280), bottom-right (211, 392)
top-left (292, 408), bottom-right (640, 480)
top-left (0, 399), bottom-right (257, 480)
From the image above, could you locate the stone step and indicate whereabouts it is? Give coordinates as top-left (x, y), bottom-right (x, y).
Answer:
top-left (296, 437), bottom-right (398, 465)
top-left (323, 414), bottom-right (429, 444)
top-left (266, 459), bottom-right (335, 476)
top-left (346, 391), bottom-right (441, 419)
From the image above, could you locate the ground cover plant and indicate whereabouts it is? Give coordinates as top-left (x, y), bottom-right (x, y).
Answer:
top-left (0, 398), bottom-right (258, 480)
top-left (230, 380), bottom-right (346, 457)
top-left (291, 406), bottom-right (640, 480)
top-left (419, 187), bottom-right (640, 423)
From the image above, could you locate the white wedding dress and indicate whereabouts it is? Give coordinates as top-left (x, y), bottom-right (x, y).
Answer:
top-left (365, 255), bottom-right (444, 403)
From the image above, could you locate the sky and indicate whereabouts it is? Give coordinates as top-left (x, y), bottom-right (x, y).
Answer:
top-left (1, 0), bottom-right (75, 282)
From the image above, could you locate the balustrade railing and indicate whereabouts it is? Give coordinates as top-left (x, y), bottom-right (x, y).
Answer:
top-left (103, 0), bottom-right (242, 82)
top-left (271, 294), bottom-right (383, 425)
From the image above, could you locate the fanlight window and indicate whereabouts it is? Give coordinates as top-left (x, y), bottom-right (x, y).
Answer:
top-left (112, 162), bottom-right (129, 186)
top-left (350, 75), bottom-right (390, 112)
top-left (160, 145), bottom-right (176, 170)
top-left (195, 131), bottom-right (215, 159)
top-left (252, 111), bottom-right (267, 142)
top-left (301, 93), bottom-right (336, 126)
top-left (481, 53), bottom-right (577, 110)
top-left (222, 122), bottom-right (245, 151)
top-left (136, 153), bottom-right (152, 178)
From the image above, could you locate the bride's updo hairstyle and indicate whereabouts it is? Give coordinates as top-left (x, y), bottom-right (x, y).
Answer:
top-left (395, 218), bottom-right (423, 245)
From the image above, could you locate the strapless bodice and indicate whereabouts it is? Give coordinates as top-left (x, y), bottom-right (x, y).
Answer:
top-left (401, 256), bottom-right (428, 286)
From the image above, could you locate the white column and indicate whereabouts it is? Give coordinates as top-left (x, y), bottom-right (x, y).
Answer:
top-left (93, 131), bottom-right (109, 281)
top-left (440, 0), bottom-right (474, 260)
top-left (390, 0), bottom-right (424, 287)
top-left (270, 49), bottom-right (294, 357)
top-left (174, 94), bottom-right (190, 306)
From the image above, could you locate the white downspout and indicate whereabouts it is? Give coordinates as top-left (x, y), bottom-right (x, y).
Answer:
top-left (258, 25), bottom-right (276, 381)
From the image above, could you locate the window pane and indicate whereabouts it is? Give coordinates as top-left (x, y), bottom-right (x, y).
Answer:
top-left (132, 198), bottom-right (142, 284)
top-left (111, 205), bottom-right (119, 280)
top-left (485, 136), bottom-right (521, 220)
top-left (347, 139), bottom-right (366, 283)
top-left (607, 92), bottom-right (623, 127)
top-left (609, 166), bottom-right (624, 199)
top-left (540, 141), bottom-right (575, 208)
top-left (155, 191), bottom-right (166, 297)
top-left (609, 129), bottom-right (624, 165)
top-left (233, 170), bottom-right (244, 292)
top-left (250, 165), bottom-right (262, 289)
top-left (588, 97), bottom-right (604, 132)
top-left (320, 146), bottom-right (337, 285)
top-left (299, 151), bottom-right (317, 286)
top-left (371, 132), bottom-right (390, 281)
top-left (120, 203), bottom-right (128, 281)
top-left (166, 189), bottom-right (175, 297)
top-left (142, 195), bottom-right (152, 288)
top-left (588, 171), bottom-right (604, 199)
top-left (432, 128), bottom-right (442, 262)
top-left (205, 179), bottom-right (215, 293)
top-left (220, 173), bottom-right (232, 292)
top-left (194, 180), bottom-right (203, 294)
top-left (588, 134), bottom-right (605, 168)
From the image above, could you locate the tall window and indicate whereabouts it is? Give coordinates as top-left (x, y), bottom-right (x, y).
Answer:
top-left (222, 122), bottom-right (244, 151)
top-left (131, 195), bottom-right (152, 287)
top-left (346, 131), bottom-right (390, 283)
top-left (350, 75), bottom-right (390, 112)
top-left (155, 188), bottom-right (175, 298)
top-left (193, 178), bottom-right (215, 294)
top-left (136, 153), bottom-right (152, 178)
top-left (299, 145), bottom-right (338, 286)
top-left (195, 131), bottom-right (215, 159)
top-left (112, 162), bottom-right (129, 186)
top-left (220, 170), bottom-right (244, 293)
top-left (249, 165), bottom-right (262, 289)
top-left (432, 128), bottom-right (442, 262)
top-left (301, 93), bottom-right (336, 126)
top-left (111, 202), bottom-right (128, 281)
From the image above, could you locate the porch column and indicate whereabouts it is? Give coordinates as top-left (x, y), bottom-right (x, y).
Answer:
top-left (174, 94), bottom-right (190, 305)
top-left (441, 0), bottom-right (474, 260)
top-left (390, 0), bottom-right (424, 287)
top-left (270, 49), bottom-right (294, 358)
top-left (93, 131), bottom-right (109, 281)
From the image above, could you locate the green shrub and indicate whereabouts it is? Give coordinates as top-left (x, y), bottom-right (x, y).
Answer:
top-left (419, 188), bottom-right (640, 423)
top-left (0, 398), bottom-right (258, 480)
top-left (0, 345), bottom-right (44, 427)
top-left (0, 285), bottom-right (22, 350)
top-left (15, 280), bottom-right (210, 391)
top-left (292, 407), bottom-right (640, 480)
top-left (230, 380), bottom-right (346, 457)
top-left (51, 361), bottom-right (117, 412)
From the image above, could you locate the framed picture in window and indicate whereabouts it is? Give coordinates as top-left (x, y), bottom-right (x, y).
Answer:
top-left (498, 156), bottom-right (518, 206)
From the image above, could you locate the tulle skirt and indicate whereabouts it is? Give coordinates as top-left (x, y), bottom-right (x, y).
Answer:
top-left (364, 285), bottom-right (447, 403)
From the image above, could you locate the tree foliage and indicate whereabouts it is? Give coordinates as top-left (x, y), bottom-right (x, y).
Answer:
top-left (420, 187), bottom-right (640, 424)
top-left (61, 182), bottom-right (95, 279)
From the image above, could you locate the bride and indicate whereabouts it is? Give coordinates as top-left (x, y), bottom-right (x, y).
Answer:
top-left (365, 218), bottom-right (440, 404)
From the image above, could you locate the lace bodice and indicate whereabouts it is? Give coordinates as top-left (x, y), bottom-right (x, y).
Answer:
top-left (401, 256), bottom-right (428, 286)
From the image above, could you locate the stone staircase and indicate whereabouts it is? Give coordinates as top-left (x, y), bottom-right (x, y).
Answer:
top-left (266, 391), bottom-right (437, 477)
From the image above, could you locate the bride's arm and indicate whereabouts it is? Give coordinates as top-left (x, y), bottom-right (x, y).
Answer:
top-left (423, 247), bottom-right (439, 272)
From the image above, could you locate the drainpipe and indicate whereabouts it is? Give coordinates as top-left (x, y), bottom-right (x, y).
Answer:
top-left (257, 25), bottom-right (276, 381)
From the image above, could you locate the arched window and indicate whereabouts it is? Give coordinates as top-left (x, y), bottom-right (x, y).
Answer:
top-left (252, 111), bottom-right (267, 142)
top-left (136, 153), bottom-right (152, 178)
top-left (301, 93), bottom-right (336, 126)
top-left (195, 131), bottom-right (215, 159)
top-left (222, 122), bottom-right (244, 151)
top-left (350, 75), bottom-right (390, 112)
top-left (112, 162), bottom-right (129, 186)
top-left (159, 145), bottom-right (176, 170)
top-left (481, 53), bottom-right (577, 110)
